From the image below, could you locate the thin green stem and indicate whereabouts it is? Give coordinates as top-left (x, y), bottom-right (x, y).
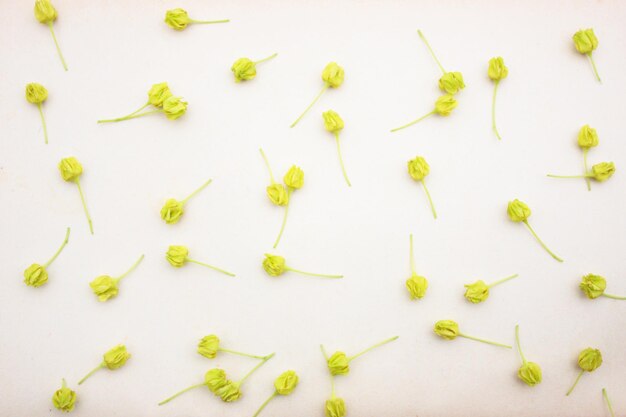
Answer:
top-left (158, 383), bottom-right (205, 406)
top-left (320, 344), bottom-right (330, 361)
top-left (523, 220), bottom-right (563, 262)
top-left (285, 266), bottom-right (343, 279)
top-left (602, 293), bottom-right (626, 300)
top-left (348, 336), bottom-right (399, 361)
top-left (252, 391), bottom-right (278, 417)
top-left (566, 370), bottom-right (584, 396)
top-left (334, 133), bottom-right (352, 187)
top-left (259, 148), bottom-right (276, 183)
top-left (37, 103), bottom-right (49, 144)
top-left (218, 348), bottom-right (268, 360)
top-left (182, 178), bottom-right (212, 204)
top-left (603, 388), bottom-right (615, 417)
top-left (44, 227), bottom-right (70, 267)
top-left (421, 180), bottom-right (437, 219)
top-left (116, 254), bottom-right (145, 282)
top-left (458, 332), bottom-right (512, 349)
top-left (390, 110), bottom-right (435, 132)
top-left (488, 274), bottom-right (518, 288)
top-left (239, 353), bottom-right (274, 385)
top-left (409, 234), bottom-right (416, 275)
top-left (290, 84), bottom-right (329, 128)
top-left (48, 22), bottom-right (67, 71)
top-left (417, 30), bottom-right (446, 74)
top-left (255, 53), bottom-right (278, 65)
top-left (97, 109), bottom-right (162, 123)
top-left (75, 179), bottom-right (94, 235)
top-left (492, 81), bottom-right (502, 140)
top-left (78, 363), bottom-right (103, 385)
top-left (189, 18), bottom-right (230, 25)
top-left (547, 174), bottom-right (590, 179)
top-left (186, 259), bottom-right (236, 277)
top-left (515, 325), bottom-right (526, 364)
top-left (583, 149), bottom-right (591, 191)
top-left (587, 53), bottom-right (602, 83)
top-left (273, 188), bottom-right (292, 248)
top-left (320, 345), bottom-right (336, 397)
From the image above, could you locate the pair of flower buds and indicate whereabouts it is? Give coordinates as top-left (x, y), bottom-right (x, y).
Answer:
top-left (98, 82), bottom-right (187, 124)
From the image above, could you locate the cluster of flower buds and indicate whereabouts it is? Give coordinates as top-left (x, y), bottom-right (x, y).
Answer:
top-left (291, 62), bottom-right (345, 128)
top-left (262, 254), bottom-right (342, 279)
top-left (98, 82), bottom-right (188, 124)
top-left (34, 0), bottom-right (68, 70)
top-left (160, 178), bottom-right (212, 224)
top-left (507, 199), bottom-right (563, 262)
top-left (59, 157), bottom-right (94, 234)
top-left (573, 28), bottom-right (601, 82)
top-left (487, 57), bottom-right (509, 140)
top-left (89, 255), bottom-right (144, 302)
top-left (322, 110), bottom-right (352, 186)
top-left (164, 8), bottom-right (229, 31)
top-left (231, 53), bottom-right (278, 82)
top-left (23, 227), bottom-right (70, 288)
top-left (166, 245), bottom-right (235, 277)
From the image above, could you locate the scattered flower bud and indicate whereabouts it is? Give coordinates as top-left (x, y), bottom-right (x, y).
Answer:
top-left (515, 325), bottom-right (542, 387)
top-left (407, 156), bottom-right (437, 219)
top-left (267, 183), bottom-right (290, 206)
top-left (434, 320), bottom-right (512, 348)
top-left (405, 234), bottom-right (429, 300)
top-left (198, 334), bottom-right (269, 360)
top-left (567, 347), bottom-right (603, 396)
top-left (322, 110), bottom-right (352, 186)
top-left (51, 379), bottom-right (77, 413)
top-left (89, 254), bottom-right (144, 302)
top-left (231, 53), bottom-right (278, 83)
top-left (324, 336), bottom-right (398, 376)
top-left (160, 179), bottom-right (212, 224)
top-left (148, 82), bottom-right (172, 107)
top-left (580, 274), bottom-right (626, 300)
top-left (391, 94), bottom-right (457, 132)
top-left (578, 125), bottom-right (599, 149)
top-left (439, 71), bottom-right (465, 95)
top-left (290, 62), bottom-right (344, 128)
top-left (284, 166), bottom-right (304, 190)
top-left (164, 8), bottom-right (229, 31)
top-left (573, 28), bottom-right (601, 82)
top-left (488, 57), bottom-right (508, 140)
top-left (464, 274), bottom-right (518, 304)
top-left (23, 227), bottom-right (70, 287)
top-left (274, 370), bottom-right (299, 395)
top-left (25, 83), bottom-right (50, 144)
top-left (262, 254), bottom-right (343, 279)
top-left (78, 344), bottom-right (130, 385)
top-left (165, 245), bottom-right (235, 276)
top-left (34, 0), bottom-right (68, 71)
top-left (58, 157), bottom-right (94, 234)
top-left (325, 397), bottom-right (346, 417)
top-left (547, 162), bottom-right (615, 184)
top-left (507, 199), bottom-right (562, 262)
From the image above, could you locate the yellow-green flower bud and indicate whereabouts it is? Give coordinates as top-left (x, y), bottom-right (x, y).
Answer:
top-left (216, 380), bottom-right (242, 402)
top-left (232, 58), bottom-right (256, 82)
top-left (24, 264), bottom-right (48, 287)
top-left (518, 362), bottom-right (543, 387)
top-left (148, 82), bottom-right (172, 107)
top-left (590, 162), bottom-right (615, 182)
top-left (163, 96), bottom-right (188, 120)
top-left (327, 352), bottom-right (350, 376)
top-left (464, 280), bottom-right (489, 303)
top-left (573, 29), bottom-right (598, 54)
top-left (52, 379), bottom-right (76, 413)
top-left (25, 82), bottom-right (48, 104)
top-left (103, 344), bottom-right (131, 369)
top-left (263, 254), bottom-right (286, 276)
top-left (166, 245), bottom-right (189, 267)
top-left (580, 274), bottom-right (606, 299)
top-left (205, 368), bottom-right (228, 392)
top-left (322, 110), bottom-right (344, 133)
top-left (407, 156), bottom-right (430, 181)
top-left (325, 397), bottom-right (346, 417)
top-left (284, 166), bottom-right (304, 189)
top-left (198, 335), bottom-right (220, 358)
top-left (34, 0), bottom-right (57, 23)
top-left (434, 320), bottom-right (459, 340)
top-left (58, 157), bottom-right (83, 182)
top-left (488, 57), bottom-right (508, 81)
top-left (434, 94), bottom-right (457, 116)
top-left (507, 199), bottom-right (531, 222)
top-left (578, 348), bottom-right (602, 372)
top-left (267, 183), bottom-right (289, 206)
top-left (164, 8), bottom-right (191, 30)
top-left (274, 370), bottom-right (299, 395)
top-left (160, 199), bottom-right (184, 224)
top-left (578, 125), bottom-right (599, 149)
top-left (439, 71), bottom-right (465, 94)
top-left (89, 276), bottom-right (118, 302)
top-left (405, 274), bottom-right (428, 300)
top-left (321, 62), bottom-right (344, 88)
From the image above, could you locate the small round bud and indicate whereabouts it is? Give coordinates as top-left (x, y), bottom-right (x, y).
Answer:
top-left (263, 254), bottom-right (286, 276)
top-left (148, 82), bottom-right (172, 107)
top-left (322, 110), bottom-right (344, 133)
top-left (327, 352), bottom-right (350, 376)
top-left (434, 320), bottom-right (459, 340)
top-left (407, 156), bottom-right (430, 181)
top-left (577, 125), bottom-right (599, 149)
top-left (231, 58), bottom-right (256, 82)
top-left (267, 183), bottom-right (289, 206)
top-left (321, 62), bottom-right (344, 88)
top-left (274, 370), bottom-right (299, 395)
top-left (284, 166), bottom-right (304, 189)
top-left (166, 245), bottom-right (189, 267)
top-left (52, 379), bottom-right (77, 413)
top-left (163, 96), bottom-right (188, 120)
top-left (518, 362), bottom-right (543, 387)
top-left (216, 380), bottom-right (242, 402)
top-left (573, 29), bottom-right (598, 54)
top-left (161, 199), bottom-right (185, 224)
top-left (464, 280), bottom-right (490, 304)
top-left (198, 335), bottom-right (220, 359)
top-left (507, 199), bottom-right (531, 222)
top-left (25, 82), bottom-right (48, 104)
top-left (439, 71), bottom-right (465, 94)
top-left (325, 397), bottom-right (346, 417)
top-left (58, 157), bottom-right (83, 182)
top-left (24, 263), bottom-right (48, 287)
top-left (103, 344), bottom-right (130, 370)
top-left (579, 274), bottom-right (606, 299)
top-left (164, 8), bottom-right (191, 30)
top-left (488, 57), bottom-right (508, 81)
top-left (34, 0), bottom-right (57, 23)
top-left (205, 368), bottom-right (228, 392)
top-left (578, 347), bottom-right (602, 372)
top-left (405, 274), bottom-right (428, 300)
top-left (591, 162), bottom-right (615, 182)
top-left (89, 275), bottom-right (119, 302)
top-left (434, 94), bottom-right (457, 116)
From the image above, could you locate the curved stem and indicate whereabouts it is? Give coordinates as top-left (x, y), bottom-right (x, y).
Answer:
top-left (348, 336), bottom-right (399, 361)
top-left (158, 383), bottom-right (205, 406)
top-left (189, 18), bottom-right (230, 25)
top-left (218, 348), bottom-right (268, 360)
top-left (97, 109), bottom-right (162, 124)
top-left (252, 391), bottom-right (278, 417)
top-left (390, 110), bottom-right (435, 132)
top-left (116, 254), bottom-right (145, 281)
top-left (47, 22), bottom-right (67, 71)
top-left (488, 274), bottom-right (518, 288)
top-left (273, 189), bottom-right (292, 248)
top-left (75, 179), bottom-right (94, 235)
top-left (547, 174), bottom-right (590, 179)
top-left (417, 30), bottom-right (446, 74)
top-left (603, 388), bottom-right (615, 417)
top-left (181, 178), bottom-right (212, 204)
top-left (290, 84), bottom-right (328, 128)
top-left (523, 220), bottom-right (563, 262)
top-left (409, 234), bottom-right (416, 275)
top-left (37, 103), bottom-right (49, 144)
top-left (285, 266), bottom-right (343, 279)
top-left (259, 148), bottom-right (276, 184)
top-left (239, 353), bottom-right (274, 385)
top-left (334, 133), bottom-right (352, 187)
top-left (421, 180), bottom-right (437, 219)
top-left (602, 293), bottom-right (626, 300)
top-left (566, 370), bottom-right (584, 396)
top-left (255, 53), bottom-right (278, 65)
top-left (492, 81), bottom-right (502, 140)
top-left (587, 53), bottom-right (602, 83)
top-left (458, 332), bottom-right (512, 349)
top-left (44, 227), bottom-right (70, 267)
top-left (78, 363), bottom-right (103, 385)
top-left (186, 259), bottom-right (236, 277)
top-left (514, 325), bottom-right (526, 364)
top-left (583, 149), bottom-right (591, 191)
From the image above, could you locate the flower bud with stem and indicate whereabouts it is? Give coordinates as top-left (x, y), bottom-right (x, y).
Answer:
top-left (25, 83), bottom-right (50, 144)
top-left (405, 234), bottom-right (428, 300)
top-left (274, 165), bottom-right (304, 248)
top-left (434, 320), bottom-right (512, 348)
top-left (165, 245), bottom-right (235, 277)
top-left (51, 378), bottom-right (77, 412)
top-left (164, 8), bottom-right (229, 31)
top-left (263, 254), bottom-right (342, 279)
top-left (407, 156), bottom-right (436, 219)
top-left (566, 347), bottom-right (602, 396)
top-left (577, 125), bottom-right (599, 190)
top-left (23, 227), bottom-right (70, 288)
top-left (290, 62), bottom-right (344, 128)
top-left (579, 274), bottom-right (626, 300)
top-left (488, 57), bottom-right (508, 140)
top-left (252, 370), bottom-right (299, 417)
top-left (58, 157), bottom-right (94, 234)
top-left (89, 254), bottom-right (144, 302)
top-left (197, 334), bottom-right (271, 360)
top-left (259, 148), bottom-right (289, 207)
top-left (78, 344), bottom-right (131, 385)
top-left (98, 95), bottom-right (187, 123)
top-left (515, 325), bottom-right (543, 386)
top-left (34, 0), bottom-right (68, 71)
top-left (507, 199), bottom-right (563, 262)
top-left (573, 28), bottom-right (601, 82)
top-left (160, 178), bottom-right (212, 224)
top-left (323, 336), bottom-right (399, 376)
top-left (417, 30), bottom-right (465, 95)
top-left (548, 162), bottom-right (615, 184)
top-left (391, 94), bottom-right (457, 132)
top-left (322, 110), bottom-right (351, 187)
top-left (320, 345), bottom-right (347, 417)
top-left (231, 53), bottom-right (278, 82)
top-left (463, 273), bottom-right (519, 304)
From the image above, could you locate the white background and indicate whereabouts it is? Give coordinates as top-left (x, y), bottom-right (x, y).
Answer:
top-left (1, 0), bottom-right (625, 416)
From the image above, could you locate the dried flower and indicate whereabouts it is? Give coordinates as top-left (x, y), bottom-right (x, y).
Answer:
top-left (164, 8), bottom-right (229, 31)
top-left (290, 62), bottom-right (344, 128)
top-left (507, 199), bottom-right (563, 262)
top-left (78, 344), bottom-right (130, 385)
top-left (252, 370), bottom-right (299, 417)
top-left (434, 320), bottom-right (512, 348)
top-left (573, 28), bottom-right (601, 82)
top-left (417, 30), bottom-right (465, 94)
top-left (548, 162), bottom-right (615, 184)
top-left (34, 0), bottom-right (68, 71)
top-left (391, 94), bottom-right (457, 132)
top-left (566, 347), bottom-right (603, 396)
top-left (323, 336), bottom-right (398, 376)
top-left (160, 178), bottom-right (212, 224)
top-left (488, 57), bottom-right (508, 140)
top-left (262, 254), bottom-right (342, 279)
top-left (197, 334), bottom-right (269, 360)
top-left (580, 274), bottom-right (626, 300)
top-left (577, 125), bottom-right (599, 190)
top-left (23, 227), bottom-right (70, 287)
top-left (232, 53), bottom-right (278, 82)
top-left (89, 254), bottom-right (144, 302)
top-left (405, 234), bottom-right (428, 300)
top-left (325, 397), bottom-right (346, 417)
top-left (515, 325), bottom-right (542, 387)
top-left (463, 274), bottom-right (518, 304)
top-left (59, 157), bottom-right (94, 234)
top-left (51, 379), bottom-right (77, 412)
top-left (165, 245), bottom-right (235, 277)
top-left (25, 83), bottom-right (50, 144)
top-left (322, 110), bottom-right (352, 186)
top-left (407, 156), bottom-right (437, 219)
